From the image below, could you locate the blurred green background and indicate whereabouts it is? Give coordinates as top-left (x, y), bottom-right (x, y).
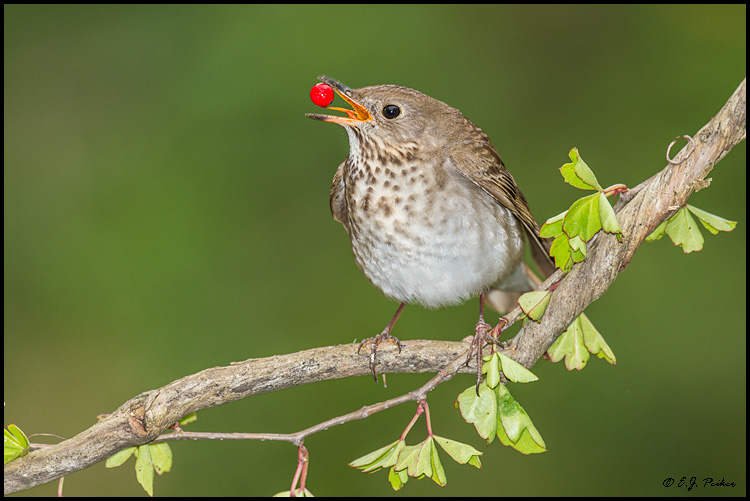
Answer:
top-left (4, 5), bottom-right (745, 497)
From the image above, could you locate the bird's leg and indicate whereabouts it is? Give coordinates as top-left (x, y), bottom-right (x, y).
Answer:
top-left (358, 302), bottom-right (406, 382)
top-left (466, 292), bottom-right (500, 394)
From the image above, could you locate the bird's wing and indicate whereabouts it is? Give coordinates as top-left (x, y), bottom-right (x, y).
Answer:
top-left (329, 160), bottom-right (347, 225)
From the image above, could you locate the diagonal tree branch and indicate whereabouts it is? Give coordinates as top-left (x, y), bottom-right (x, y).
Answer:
top-left (507, 78), bottom-right (745, 366)
top-left (4, 78), bottom-right (745, 495)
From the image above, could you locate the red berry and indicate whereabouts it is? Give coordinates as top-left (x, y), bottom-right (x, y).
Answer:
top-left (310, 82), bottom-right (334, 107)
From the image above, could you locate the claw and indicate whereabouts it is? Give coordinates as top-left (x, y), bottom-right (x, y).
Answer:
top-left (358, 332), bottom-right (402, 382)
top-left (358, 302), bottom-right (407, 383)
top-left (468, 294), bottom-right (490, 394)
top-left (468, 321), bottom-right (491, 395)
top-left (469, 317), bottom-right (507, 394)
top-left (468, 293), bottom-right (509, 395)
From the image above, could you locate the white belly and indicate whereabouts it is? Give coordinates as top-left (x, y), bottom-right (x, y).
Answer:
top-left (347, 177), bottom-right (526, 308)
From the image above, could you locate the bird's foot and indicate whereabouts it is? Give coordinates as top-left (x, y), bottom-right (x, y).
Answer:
top-left (358, 331), bottom-right (403, 383)
top-left (466, 318), bottom-right (507, 394)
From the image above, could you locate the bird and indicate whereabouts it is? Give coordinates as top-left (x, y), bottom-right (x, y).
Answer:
top-left (306, 75), bottom-right (555, 384)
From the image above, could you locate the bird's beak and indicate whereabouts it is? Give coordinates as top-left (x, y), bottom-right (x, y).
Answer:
top-left (306, 75), bottom-right (373, 125)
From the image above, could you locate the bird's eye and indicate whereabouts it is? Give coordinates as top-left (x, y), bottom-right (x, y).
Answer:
top-left (382, 105), bottom-right (401, 119)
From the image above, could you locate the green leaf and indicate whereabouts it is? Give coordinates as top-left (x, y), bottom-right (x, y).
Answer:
top-left (394, 443), bottom-right (425, 478)
top-left (108, 443), bottom-right (171, 495)
top-left (547, 313), bottom-right (615, 369)
top-left (178, 413), bottom-right (198, 426)
top-left (7, 424), bottom-right (29, 450)
top-left (507, 425), bottom-right (549, 455)
top-left (428, 439), bottom-right (447, 487)
top-left (498, 353), bottom-right (538, 383)
top-left (149, 442), bottom-right (172, 476)
top-left (563, 193), bottom-right (602, 242)
top-left (665, 207), bottom-right (704, 253)
top-left (646, 220), bottom-right (668, 241)
top-left (433, 435), bottom-right (482, 469)
top-left (388, 466), bottom-right (409, 490)
top-left (417, 439), bottom-right (435, 481)
top-left (482, 352), bottom-right (502, 389)
top-left (546, 148), bottom-right (627, 272)
top-left (550, 233), bottom-right (574, 272)
top-left (488, 352), bottom-right (539, 386)
top-left (560, 148), bottom-right (602, 190)
top-left (580, 313), bottom-right (616, 365)
top-left (540, 211), bottom-right (566, 238)
top-left (687, 205), bottom-right (737, 234)
top-left (647, 205), bottom-right (736, 252)
top-left (395, 438), bottom-right (445, 486)
top-left (518, 290), bottom-right (551, 322)
top-left (568, 235), bottom-right (587, 263)
top-left (350, 440), bottom-right (404, 473)
top-left (496, 385), bottom-right (547, 454)
top-left (547, 315), bottom-right (591, 370)
top-left (134, 445), bottom-right (155, 497)
top-left (4, 424), bottom-right (30, 464)
top-left (459, 383), bottom-right (546, 454)
top-left (105, 446), bottom-right (136, 468)
top-left (598, 192), bottom-right (622, 241)
top-left (456, 382), bottom-right (498, 444)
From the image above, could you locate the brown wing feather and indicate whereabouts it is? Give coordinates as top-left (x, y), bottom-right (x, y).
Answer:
top-left (329, 160), bottom-right (347, 225)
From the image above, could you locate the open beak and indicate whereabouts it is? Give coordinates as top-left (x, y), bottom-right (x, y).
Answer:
top-left (306, 75), bottom-right (373, 125)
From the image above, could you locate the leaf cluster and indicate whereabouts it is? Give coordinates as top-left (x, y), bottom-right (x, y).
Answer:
top-left (540, 148), bottom-right (623, 273)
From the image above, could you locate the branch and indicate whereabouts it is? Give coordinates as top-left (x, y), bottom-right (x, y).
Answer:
top-left (4, 341), bottom-right (474, 493)
top-left (506, 78), bottom-right (745, 366)
top-left (4, 78), bottom-right (745, 495)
